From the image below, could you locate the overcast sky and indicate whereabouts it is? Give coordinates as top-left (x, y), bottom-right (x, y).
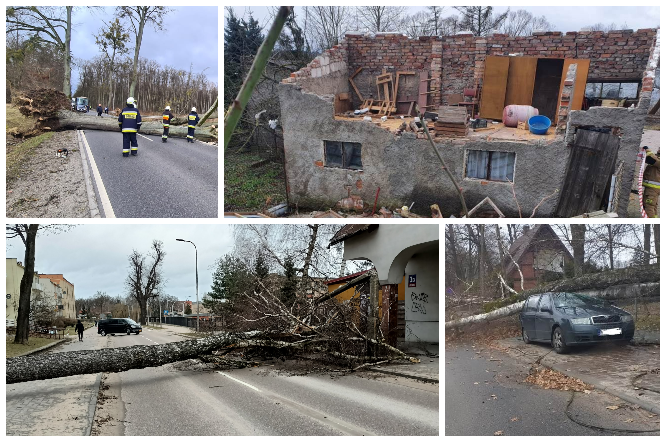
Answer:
top-left (227, 6), bottom-right (660, 34)
top-left (6, 225), bottom-right (234, 302)
top-left (70, 6), bottom-right (218, 92)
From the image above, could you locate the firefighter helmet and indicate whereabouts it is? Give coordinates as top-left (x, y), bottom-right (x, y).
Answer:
top-left (127, 97), bottom-right (135, 105)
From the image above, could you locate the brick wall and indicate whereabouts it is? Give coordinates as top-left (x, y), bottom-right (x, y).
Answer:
top-left (284, 29), bottom-right (657, 108)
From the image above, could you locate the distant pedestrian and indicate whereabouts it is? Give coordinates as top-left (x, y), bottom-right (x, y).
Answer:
top-left (187, 107), bottom-right (199, 143)
top-left (96, 104), bottom-right (103, 117)
top-left (75, 319), bottom-right (85, 341)
top-left (104, 106), bottom-right (109, 114)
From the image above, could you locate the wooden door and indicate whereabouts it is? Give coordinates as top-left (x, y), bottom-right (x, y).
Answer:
top-left (504, 57), bottom-right (538, 106)
top-left (479, 56), bottom-right (510, 120)
top-left (555, 59), bottom-right (590, 123)
top-left (555, 128), bottom-right (621, 217)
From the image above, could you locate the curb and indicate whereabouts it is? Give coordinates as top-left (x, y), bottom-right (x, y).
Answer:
top-left (540, 359), bottom-right (660, 415)
top-left (77, 130), bottom-right (101, 218)
top-left (86, 373), bottom-right (103, 436)
top-left (366, 367), bottom-right (439, 384)
top-left (12, 337), bottom-right (70, 357)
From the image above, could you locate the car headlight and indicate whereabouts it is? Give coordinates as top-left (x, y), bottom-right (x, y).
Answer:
top-left (621, 315), bottom-right (634, 323)
top-left (570, 317), bottom-right (591, 325)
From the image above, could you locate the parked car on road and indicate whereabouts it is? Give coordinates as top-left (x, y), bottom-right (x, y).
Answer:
top-left (519, 292), bottom-right (635, 353)
top-left (97, 318), bottom-right (142, 336)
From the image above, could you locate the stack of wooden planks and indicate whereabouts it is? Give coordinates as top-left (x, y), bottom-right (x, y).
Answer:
top-left (430, 106), bottom-right (468, 138)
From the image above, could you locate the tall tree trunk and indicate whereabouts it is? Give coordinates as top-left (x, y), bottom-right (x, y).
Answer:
top-left (608, 225), bottom-right (614, 269)
top-left (479, 225), bottom-right (486, 297)
top-left (14, 224), bottom-right (39, 344)
top-left (129, 11), bottom-right (146, 98)
top-left (447, 225), bottom-right (460, 283)
top-left (570, 224), bottom-right (586, 277)
top-left (654, 224), bottom-right (660, 264)
top-left (643, 224), bottom-right (651, 265)
top-left (63, 7), bottom-right (73, 98)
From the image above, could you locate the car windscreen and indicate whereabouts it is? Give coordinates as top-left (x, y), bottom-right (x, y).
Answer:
top-left (126, 319), bottom-right (138, 325)
top-left (553, 293), bottom-right (606, 308)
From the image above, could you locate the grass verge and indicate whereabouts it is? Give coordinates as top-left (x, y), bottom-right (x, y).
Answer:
top-left (6, 104), bottom-right (37, 135)
top-left (6, 131), bottom-right (55, 184)
top-left (224, 151), bottom-right (286, 211)
top-left (6, 336), bottom-right (58, 358)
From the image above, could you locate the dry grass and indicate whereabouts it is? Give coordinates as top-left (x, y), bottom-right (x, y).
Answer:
top-left (6, 104), bottom-right (37, 135)
top-left (6, 131), bottom-right (55, 184)
top-left (6, 336), bottom-right (57, 358)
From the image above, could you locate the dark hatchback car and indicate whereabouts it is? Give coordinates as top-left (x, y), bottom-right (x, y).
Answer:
top-left (97, 318), bottom-right (142, 336)
top-left (519, 292), bottom-right (634, 353)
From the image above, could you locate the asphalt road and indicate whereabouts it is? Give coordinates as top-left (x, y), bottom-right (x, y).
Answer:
top-left (82, 130), bottom-right (217, 218)
top-left (445, 344), bottom-right (659, 436)
top-left (102, 326), bottom-right (439, 436)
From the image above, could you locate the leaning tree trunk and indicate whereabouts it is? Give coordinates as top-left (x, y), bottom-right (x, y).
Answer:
top-left (7, 333), bottom-right (236, 384)
top-left (445, 264), bottom-right (661, 329)
top-left (198, 96), bottom-right (218, 126)
top-left (55, 110), bottom-right (217, 142)
top-left (445, 301), bottom-right (525, 329)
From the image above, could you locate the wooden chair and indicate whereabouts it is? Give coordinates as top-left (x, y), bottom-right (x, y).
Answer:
top-left (457, 87), bottom-right (479, 118)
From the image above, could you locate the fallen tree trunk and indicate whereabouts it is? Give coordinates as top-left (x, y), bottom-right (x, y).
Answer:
top-left (7, 333), bottom-right (235, 384)
top-left (55, 110), bottom-right (217, 142)
top-left (445, 301), bottom-right (525, 329)
top-left (445, 264), bottom-right (660, 329)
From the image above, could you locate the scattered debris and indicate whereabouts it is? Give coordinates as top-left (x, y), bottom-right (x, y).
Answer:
top-left (525, 366), bottom-right (593, 392)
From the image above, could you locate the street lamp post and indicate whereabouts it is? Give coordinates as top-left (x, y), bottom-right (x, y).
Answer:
top-left (176, 238), bottom-right (199, 333)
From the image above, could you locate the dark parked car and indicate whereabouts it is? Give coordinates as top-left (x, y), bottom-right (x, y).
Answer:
top-left (519, 292), bottom-right (634, 354)
top-left (97, 318), bottom-right (142, 336)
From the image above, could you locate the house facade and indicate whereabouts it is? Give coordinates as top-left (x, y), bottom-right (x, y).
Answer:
top-left (279, 29), bottom-right (660, 217)
top-left (504, 225), bottom-right (573, 291)
top-left (329, 224), bottom-right (439, 345)
top-left (39, 274), bottom-right (76, 319)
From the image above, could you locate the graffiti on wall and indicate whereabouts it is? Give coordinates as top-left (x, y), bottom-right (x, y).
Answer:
top-left (410, 291), bottom-right (428, 315)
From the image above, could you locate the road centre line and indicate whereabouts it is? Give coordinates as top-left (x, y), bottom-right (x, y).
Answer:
top-left (216, 372), bottom-right (262, 392)
top-left (137, 133), bottom-right (154, 142)
top-left (80, 130), bottom-right (116, 218)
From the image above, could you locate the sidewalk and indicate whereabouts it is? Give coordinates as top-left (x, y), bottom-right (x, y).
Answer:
top-left (498, 337), bottom-right (660, 414)
top-left (367, 342), bottom-right (439, 383)
top-left (6, 331), bottom-right (106, 435)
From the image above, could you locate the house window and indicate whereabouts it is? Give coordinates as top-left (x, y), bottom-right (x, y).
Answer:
top-left (585, 81), bottom-right (639, 100)
top-left (324, 141), bottom-right (362, 170)
top-left (466, 150), bottom-right (515, 182)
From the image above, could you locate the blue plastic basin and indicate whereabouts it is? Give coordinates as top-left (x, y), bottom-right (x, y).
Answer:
top-left (528, 115), bottom-right (551, 135)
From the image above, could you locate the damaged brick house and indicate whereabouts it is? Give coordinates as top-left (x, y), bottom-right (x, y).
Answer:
top-left (278, 28), bottom-right (660, 217)
top-left (504, 225), bottom-right (573, 291)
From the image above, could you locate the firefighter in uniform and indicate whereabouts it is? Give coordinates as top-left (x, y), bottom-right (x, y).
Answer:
top-left (642, 146), bottom-right (660, 218)
top-left (118, 97), bottom-right (142, 157)
top-left (162, 105), bottom-right (174, 143)
top-left (187, 107), bottom-right (199, 143)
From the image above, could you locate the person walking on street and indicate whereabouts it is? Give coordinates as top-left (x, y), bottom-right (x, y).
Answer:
top-left (118, 97), bottom-right (142, 157)
top-left (643, 146), bottom-right (660, 218)
top-left (187, 107), bottom-right (199, 143)
top-left (96, 103), bottom-right (103, 117)
top-left (162, 105), bottom-right (174, 143)
top-left (104, 106), bottom-right (109, 114)
top-left (75, 319), bottom-right (85, 341)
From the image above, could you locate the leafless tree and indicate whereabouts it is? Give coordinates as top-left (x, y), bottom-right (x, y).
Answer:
top-left (116, 6), bottom-right (171, 98)
top-left (356, 6), bottom-right (406, 33)
top-left (94, 18), bottom-right (131, 110)
top-left (125, 240), bottom-right (166, 324)
top-left (586, 22), bottom-right (629, 32)
top-left (454, 6), bottom-right (509, 36)
top-left (498, 9), bottom-right (553, 36)
top-left (303, 6), bottom-right (351, 51)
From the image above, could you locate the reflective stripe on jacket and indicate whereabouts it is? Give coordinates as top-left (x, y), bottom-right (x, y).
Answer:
top-left (118, 106), bottom-right (142, 133)
top-left (162, 110), bottom-right (174, 127)
top-left (188, 112), bottom-right (199, 128)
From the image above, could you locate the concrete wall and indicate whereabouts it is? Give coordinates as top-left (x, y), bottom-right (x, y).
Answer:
top-left (405, 250), bottom-right (439, 343)
top-left (279, 82), bottom-right (572, 217)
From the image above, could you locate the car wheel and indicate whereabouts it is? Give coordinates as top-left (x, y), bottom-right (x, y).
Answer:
top-left (552, 327), bottom-right (568, 354)
top-left (126, 328), bottom-right (131, 335)
top-left (135, 331), bottom-right (140, 335)
top-left (100, 330), bottom-right (106, 336)
top-left (522, 328), bottom-right (532, 344)
top-left (111, 333), bottom-right (115, 336)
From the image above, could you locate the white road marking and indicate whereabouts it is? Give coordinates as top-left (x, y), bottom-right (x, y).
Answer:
top-left (137, 133), bottom-right (154, 142)
top-left (216, 372), bottom-right (262, 392)
top-left (80, 130), bottom-right (116, 218)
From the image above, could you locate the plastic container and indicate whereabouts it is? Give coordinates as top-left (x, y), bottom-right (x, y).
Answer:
top-left (528, 115), bottom-right (551, 135)
top-left (502, 105), bottom-right (539, 127)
